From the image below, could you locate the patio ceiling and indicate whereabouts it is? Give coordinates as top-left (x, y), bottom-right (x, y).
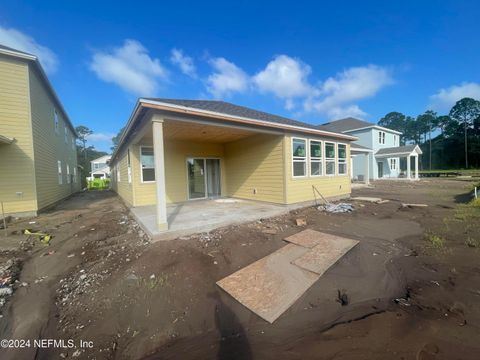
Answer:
top-left (142, 119), bottom-right (266, 143)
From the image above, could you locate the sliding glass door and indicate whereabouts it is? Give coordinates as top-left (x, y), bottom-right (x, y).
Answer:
top-left (187, 158), bottom-right (221, 200)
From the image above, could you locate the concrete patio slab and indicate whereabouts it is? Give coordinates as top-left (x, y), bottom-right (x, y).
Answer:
top-left (130, 198), bottom-right (307, 241)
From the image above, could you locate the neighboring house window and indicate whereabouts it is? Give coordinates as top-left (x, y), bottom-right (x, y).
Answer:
top-left (338, 144), bottom-right (347, 175)
top-left (66, 163), bottom-right (70, 183)
top-left (73, 167), bottom-right (77, 183)
top-left (117, 164), bottom-right (121, 182)
top-left (57, 160), bottom-right (63, 184)
top-left (54, 109), bottom-right (59, 134)
top-left (310, 140), bottom-right (322, 176)
top-left (64, 126), bottom-right (68, 144)
top-left (325, 142), bottom-right (336, 175)
top-left (140, 147), bottom-right (155, 182)
top-left (292, 138), bottom-right (307, 177)
top-left (72, 135), bottom-right (75, 151)
top-left (390, 158), bottom-right (397, 170)
top-left (127, 149), bottom-right (132, 183)
top-left (378, 131), bottom-right (385, 144)
top-left (393, 135), bottom-right (397, 146)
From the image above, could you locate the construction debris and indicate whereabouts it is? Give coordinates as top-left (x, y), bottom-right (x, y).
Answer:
top-left (401, 203), bottom-right (428, 208)
top-left (351, 197), bottom-right (389, 204)
top-left (296, 218), bottom-right (307, 226)
top-left (318, 203), bottom-right (354, 213)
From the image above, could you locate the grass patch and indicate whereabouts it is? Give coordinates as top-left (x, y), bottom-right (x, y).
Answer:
top-left (465, 237), bottom-right (480, 248)
top-left (425, 232), bottom-right (445, 249)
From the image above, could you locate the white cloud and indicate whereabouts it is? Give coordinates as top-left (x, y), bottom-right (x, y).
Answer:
top-left (429, 82), bottom-right (480, 112)
top-left (206, 57), bottom-right (249, 98)
top-left (85, 132), bottom-right (115, 152)
top-left (304, 65), bottom-right (393, 119)
top-left (253, 55), bottom-right (313, 102)
top-left (0, 25), bottom-right (58, 73)
top-left (90, 39), bottom-right (167, 96)
top-left (170, 48), bottom-right (196, 78)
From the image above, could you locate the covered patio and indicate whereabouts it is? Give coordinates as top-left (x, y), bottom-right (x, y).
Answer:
top-left (131, 198), bottom-right (305, 241)
top-left (350, 144), bottom-right (373, 185)
top-left (375, 144), bottom-right (423, 180)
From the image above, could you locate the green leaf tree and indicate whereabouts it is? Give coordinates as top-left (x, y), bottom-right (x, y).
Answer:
top-left (111, 127), bottom-right (125, 152)
top-left (75, 125), bottom-right (93, 163)
top-left (449, 97), bottom-right (480, 168)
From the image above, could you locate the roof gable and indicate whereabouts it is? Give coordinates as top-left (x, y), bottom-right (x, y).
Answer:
top-left (317, 117), bottom-right (374, 133)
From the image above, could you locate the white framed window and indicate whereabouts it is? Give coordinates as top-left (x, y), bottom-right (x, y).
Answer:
top-left (309, 140), bottom-right (323, 176)
top-left (140, 147), bottom-right (155, 182)
top-left (66, 163), bottom-right (70, 183)
top-left (127, 149), bottom-right (132, 183)
top-left (393, 135), bottom-right (397, 146)
top-left (54, 109), bottom-right (59, 134)
top-left (325, 142), bottom-right (336, 175)
top-left (390, 158), bottom-right (397, 170)
top-left (64, 126), bottom-right (68, 144)
top-left (378, 131), bottom-right (385, 144)
top-left (57, 160), bottom-right (63, 184)
top-left (71, 135), bottom-right (75, 150)
top-left (292, 138), bottom-right (307, 177)
top-left (337, 144), bottom-right (347, 175)
top-left (117, 164), bottom-right (121, 182)
top-left (73, 167), bottom-right (77, 183)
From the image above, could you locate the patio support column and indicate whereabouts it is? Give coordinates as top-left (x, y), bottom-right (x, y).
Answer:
top-left (152, 115), bottom-right (168, 231)
top-left (365, 153), bottom-right (370, 185)
top-left (414, 155), bottom-right (419, 180)
top-left (407, 155), bottom-right (411, 179)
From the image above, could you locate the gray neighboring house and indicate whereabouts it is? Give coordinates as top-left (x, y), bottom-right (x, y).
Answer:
top-left (318, 118), bottom-right (422, 182)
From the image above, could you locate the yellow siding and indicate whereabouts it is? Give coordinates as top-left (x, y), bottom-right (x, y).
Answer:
top-left (29, 66), bottom-right (80, 210)
top-left (0, 55), bottom-right (37, 215)
top-left (224, 134), bottom-right (285, 203)
top-left (284, 135), bottom-right (351, 203)
top-left (130, 140), bottom-right (226, 206)
top-left (113, 149), bottom-right (134, 206)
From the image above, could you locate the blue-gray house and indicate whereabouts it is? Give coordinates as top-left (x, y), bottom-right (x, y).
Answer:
top-left (319, 118), bottom-right (422, 182)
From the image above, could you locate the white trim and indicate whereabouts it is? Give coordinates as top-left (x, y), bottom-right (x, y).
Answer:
top-left (140, 146), bottom-right (155, 183)
top-left (337, 143), bottom-right (348, 176)
top-left (343, 124), bottom-right (402, 135)
top-left (325, 141), bottom-right (336, 176)
top-left (0, 134), bottom-right (14, 144)
top-left (309, 139), bottom-right (323, 177)
top-left (291, 137), bottom-right (308, 178)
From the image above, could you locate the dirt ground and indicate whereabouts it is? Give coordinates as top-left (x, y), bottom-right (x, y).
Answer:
top-left (0, 179), bottom-right (479, 360)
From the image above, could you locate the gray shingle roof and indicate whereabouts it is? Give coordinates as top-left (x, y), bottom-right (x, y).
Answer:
top-left (375, 145), bottom-right (418, 155)
top-left (350, 143), bottom-right (372, 151)
top-left (145, 98), bottom-right (324, 131)
top-left (317, 117), bottom-right (374, 133)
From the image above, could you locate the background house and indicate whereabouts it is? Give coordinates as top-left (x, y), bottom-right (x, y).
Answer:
top-left (89, 155), bottom-right (111, 180)
top-left (319, 117), bottom-right (422, 181)
top-left (0, 44), bottom-right (79, 217)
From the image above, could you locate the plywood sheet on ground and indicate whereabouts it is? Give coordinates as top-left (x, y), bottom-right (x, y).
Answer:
top-left (292, 236), bottom-right (359, 275)
top-left (216, 244), bottom-right (319, 323)
top-left (217, 230), bottom-right (360, 323)
top-left (284, 229), bottom-right (324, 248)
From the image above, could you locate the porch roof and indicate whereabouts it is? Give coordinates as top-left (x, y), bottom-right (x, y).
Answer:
top-left (111, 98), bottom-right (357, 164)
top-left (375, 144), bottom-right (422, 158)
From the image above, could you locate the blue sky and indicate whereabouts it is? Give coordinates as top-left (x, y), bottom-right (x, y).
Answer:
top-left (1, 0), bottom-right (479, 151)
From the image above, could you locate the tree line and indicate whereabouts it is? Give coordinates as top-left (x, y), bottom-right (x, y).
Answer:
top-left (378, 97), bottom-right (480, 170)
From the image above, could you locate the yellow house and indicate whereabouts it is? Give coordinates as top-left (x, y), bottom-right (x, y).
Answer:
top-left (110, 99), bottom-right (357, 233)
top-left (0, 45), bottom-right (80, 217)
